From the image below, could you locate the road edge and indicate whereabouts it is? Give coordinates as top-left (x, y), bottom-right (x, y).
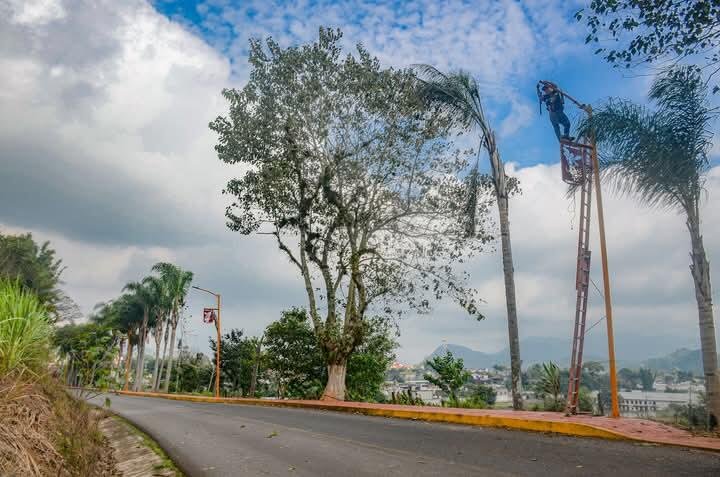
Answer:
top-left (96, 403), bottom-right (192, 477)
top-left (116, 391), bottom-right (629, 441)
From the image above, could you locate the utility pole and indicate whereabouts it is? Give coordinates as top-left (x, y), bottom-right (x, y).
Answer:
top-left (192, 286), bottom-right (221, 399)
top-left (539, 82), bottom-right (620, 418)
top-left (586, 107), bottom-right (620, 418)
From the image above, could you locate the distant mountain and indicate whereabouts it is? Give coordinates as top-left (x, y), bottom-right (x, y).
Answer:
top-left (427, 337), bottom-right (603, 369)
top-left (426, 334), bottom-right (702, 369)
top-left (643, 348), bottom-right (703, 374)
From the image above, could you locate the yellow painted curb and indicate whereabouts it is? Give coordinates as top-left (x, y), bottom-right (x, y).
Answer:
top-left (116, 390), bottom-right (625, 441)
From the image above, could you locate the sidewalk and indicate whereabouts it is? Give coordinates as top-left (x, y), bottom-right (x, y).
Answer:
top-left (117, 390), bottom-right (720, 452)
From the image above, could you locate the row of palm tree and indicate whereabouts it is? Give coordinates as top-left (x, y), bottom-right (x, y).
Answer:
top-left (99, 262), bottom-right (193, 392)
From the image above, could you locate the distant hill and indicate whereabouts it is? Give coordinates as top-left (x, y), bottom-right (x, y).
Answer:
top-left (427, 337), bottom-right (604, 369)
top-left (426, 334), bottom-right (703, 369)
top-left (643, 348), bottom-right (703, 374)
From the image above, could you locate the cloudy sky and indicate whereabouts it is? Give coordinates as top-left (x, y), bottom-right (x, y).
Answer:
top-left (1, 0), bottom-right (718, 364)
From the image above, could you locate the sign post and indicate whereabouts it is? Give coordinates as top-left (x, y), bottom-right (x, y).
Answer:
top-left (194, 286), bottom-right (222, 398)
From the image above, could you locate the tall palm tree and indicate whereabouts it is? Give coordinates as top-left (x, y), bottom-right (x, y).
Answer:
top-left (114, 294), bottom-right (143, 391)
top-left (152, 262), bottom-right (194, 393)
top-left (144, 275), bottom-right (170, 392)
top-left (582, 67), bottom-right (719, 423)
top-left (415, 66), bottom-right (523, 409)
top-left (123, 279), bottom-right (157, 392)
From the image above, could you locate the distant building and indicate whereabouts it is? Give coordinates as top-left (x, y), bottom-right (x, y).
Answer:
top-left (383, 379), bottom-right (442, 405)
top-left (619, 387), bottom-right (705, 417)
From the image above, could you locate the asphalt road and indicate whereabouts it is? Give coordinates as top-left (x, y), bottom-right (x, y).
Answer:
top-left (92, 394), bottom-right (720, 477)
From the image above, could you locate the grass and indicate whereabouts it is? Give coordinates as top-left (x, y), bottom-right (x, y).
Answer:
top-left (0, 280), bottom-right (52, 376)
top-left (0, 374), bottom-right (116, 476)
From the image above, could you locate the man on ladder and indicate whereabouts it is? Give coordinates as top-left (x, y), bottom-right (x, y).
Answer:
top-left (537, 81), bottom-right (573, 142)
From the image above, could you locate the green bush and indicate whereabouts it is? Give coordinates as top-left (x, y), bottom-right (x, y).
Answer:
top-left (0, 280), bottom-right (52, 376)
top-left (470, 384), bottom-right (497, 406)
top-left (578, 386), bottom-right (594, 413)
top-left (447, 398), bottom-right (487, 409)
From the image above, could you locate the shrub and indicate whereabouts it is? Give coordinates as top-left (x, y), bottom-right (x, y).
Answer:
top-left (0, 280), bottom-right (52, 376)
top-left (578, 386), bottom-right (594, 413)
top-left (470, 384), bottom-right (497, 406)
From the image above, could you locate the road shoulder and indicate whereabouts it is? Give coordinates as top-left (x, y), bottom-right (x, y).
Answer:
top-left (98, 411), bottom-right (184, 477)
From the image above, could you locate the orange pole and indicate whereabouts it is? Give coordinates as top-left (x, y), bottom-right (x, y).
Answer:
top-left (192, 286), bottom-right (222, 399)
top-left (587, 110), bottom-right (620, 417)
top-left (215, 293), bottom-right (221, 399)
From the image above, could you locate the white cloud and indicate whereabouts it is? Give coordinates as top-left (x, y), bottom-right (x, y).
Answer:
top-left (5, 0), bottom-right (66, 26)
top-left (0, 0), bottom-right (717, 365)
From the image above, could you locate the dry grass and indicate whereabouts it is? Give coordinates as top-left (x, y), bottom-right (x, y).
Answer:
top-left (0, 373), bottom-right (118, 476)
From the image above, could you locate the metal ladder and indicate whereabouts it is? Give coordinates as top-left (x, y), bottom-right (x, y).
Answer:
top-left (562, 140), bottom-right (594, 414)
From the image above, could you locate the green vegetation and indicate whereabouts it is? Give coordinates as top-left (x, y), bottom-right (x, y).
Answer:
top-left (424, 351), bottom-right (471, 404)
top-left (0, 235), bottom-right (116, 476)
top-left (0, 232), bottom-right (76, 321)
top-left (577, 1), bottom-right (720, 92)
top-left (0, 280), bottom-right (53, 376)
top-left (211, 27), bottom-right (492, 400)
top-left (534, 362), bottom-right (563, 411)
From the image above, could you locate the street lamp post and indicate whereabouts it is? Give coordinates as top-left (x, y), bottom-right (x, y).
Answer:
top-left (192, 285), bottom-right (221, 398)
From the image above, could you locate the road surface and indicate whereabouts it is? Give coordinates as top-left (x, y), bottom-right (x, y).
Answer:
top-left (92, 394), bottom-right (719, 477)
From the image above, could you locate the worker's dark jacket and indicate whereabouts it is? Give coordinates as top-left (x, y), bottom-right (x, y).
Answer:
top-left (541, 90), bottom-right (564, 113)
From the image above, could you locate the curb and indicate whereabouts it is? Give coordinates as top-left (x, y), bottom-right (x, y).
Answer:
top-left (116, 390), bottom-right (627, 441)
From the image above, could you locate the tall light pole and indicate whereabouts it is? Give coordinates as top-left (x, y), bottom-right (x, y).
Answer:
top-left (192, 285), bottom-right (221, 398)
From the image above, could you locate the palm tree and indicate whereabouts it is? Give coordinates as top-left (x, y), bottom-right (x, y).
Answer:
top-left (123, 279), bottom-right (157, 392)
top-left (113, 294), bottom-right (143, 391)
top-left (144, 275), bottom-right (170, 392)
top-left (582, 67), bottom-right (719, 423)
top-left (536, 361), bottom-right (562, 411)
top-left (415, 66), bottom-right (523, 409)
top-left (152, 262), bottom-right (193, 393)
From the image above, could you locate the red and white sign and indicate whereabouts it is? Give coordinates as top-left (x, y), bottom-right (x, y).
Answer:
top-left (202, 308), bottom-right (217, 324)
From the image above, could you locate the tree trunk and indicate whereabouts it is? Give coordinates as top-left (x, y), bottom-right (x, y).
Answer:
top-left (249, 338), bottom-right (262, 397)
top-left (162, 320), bottom-right (178, 393)
top-left (157, 321), bottom-right (171, 390)
top-left (134, 318), bottom-right (148, 392)
top-left (687, 213), bottom-right (720, 425)
top-left (114, 337), bottom-right (126, 385)
top-left (322, 362), bottom-right (347, 401)
top-left (498, 194), bottom-right (523, 410)
top-left (151, 321), bottom-right (164, 392)
top-left (123, 340), bottom-right (134, 391)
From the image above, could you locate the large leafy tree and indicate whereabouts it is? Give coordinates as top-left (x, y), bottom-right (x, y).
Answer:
top-left (209, 328), bottom-right (258, 396)
top-left (152, 262), bottom-right (193, 393)
top-left (581, 67), bottom-right (719, 424)
top-left (211, 28), bottom-right (492, 400)
top-left (263, 308), bottom-right (326, 399)
top-left (414, 66), bottom-right (523, 409)
top-left (577, 1), bottom-right (720, 91)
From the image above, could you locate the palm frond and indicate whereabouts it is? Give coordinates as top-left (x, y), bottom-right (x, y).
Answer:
top-left (579, 67), bottom-right (716, 213)
top-left (413, 64), bottom-right (492, 141)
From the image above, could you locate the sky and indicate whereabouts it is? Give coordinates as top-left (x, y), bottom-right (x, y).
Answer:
top-left (1, 0), bottom-right (718, 364)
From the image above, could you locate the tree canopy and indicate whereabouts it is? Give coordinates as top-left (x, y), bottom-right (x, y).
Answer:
top-left (577, 1), bottom-right (720, 91)
top-left (210, 27), bottom-right (493, 399)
